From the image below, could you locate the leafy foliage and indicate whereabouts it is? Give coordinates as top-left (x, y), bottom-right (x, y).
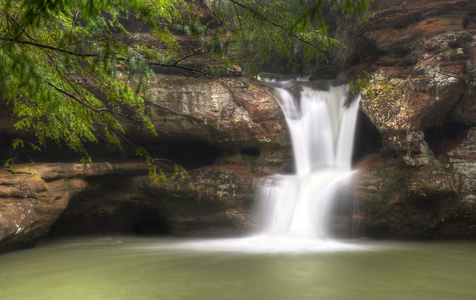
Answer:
top-left (0, 0), bottom-right (372, 174)
top-left (0, 0), bottom-right (185, 165)
top-left (205, 0), bottom-right (373, 75)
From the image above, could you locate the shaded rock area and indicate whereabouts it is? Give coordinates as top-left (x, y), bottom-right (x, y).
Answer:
top-left (0, 162), bottom-right (263, 253)
top-left (145, 165), bottom-right (262, 236)
top-left (335, 0), bottom-right (476, 238)
top-left (0, 73), bottom-right (289, 253)
top-left (349, 154), bottom-right (475, 239)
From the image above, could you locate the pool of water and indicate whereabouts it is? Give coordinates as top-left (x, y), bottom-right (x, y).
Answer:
top-left (0, 236), bottom-right (475, 300)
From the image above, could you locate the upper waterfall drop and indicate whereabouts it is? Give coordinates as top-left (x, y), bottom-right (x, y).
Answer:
top-left (256, 78), bottom-right (361, 239)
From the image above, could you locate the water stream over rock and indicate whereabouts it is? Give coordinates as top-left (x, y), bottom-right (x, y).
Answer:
top-left (257, 79), bottom-right (360, 239)
top-left (175, 78), bottom-right (362, 253)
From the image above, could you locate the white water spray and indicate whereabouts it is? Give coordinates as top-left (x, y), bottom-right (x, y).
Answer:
top-left (256, 79), bottom-right (360, 240)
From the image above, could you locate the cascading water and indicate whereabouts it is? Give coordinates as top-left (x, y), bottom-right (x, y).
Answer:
top-left (256, 78), bottom-right (361, 240)
top-left (177, 77), bottom-right (362, 252)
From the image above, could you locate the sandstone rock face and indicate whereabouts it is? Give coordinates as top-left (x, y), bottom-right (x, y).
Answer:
top-left (336, 0), bottom-right (476, 166)
top-left (336, 0), bottom-right (476, 238)
top-left (125, 75), bottom-right (287, 148)
top-left (349, 155), bottom-right (476, 239)
top-left (121, 75), bottom-right (292, 174)
top-left (0, 164), bottom-right (88, 253)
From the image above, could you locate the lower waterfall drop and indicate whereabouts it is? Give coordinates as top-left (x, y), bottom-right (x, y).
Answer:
top-left (256, 79), bottom-right (361, 241)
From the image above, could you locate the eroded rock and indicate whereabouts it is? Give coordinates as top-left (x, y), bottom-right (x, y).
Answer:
top-left (336, 0), bottom-right (476, 166)
top-left (0, 161), bottom-right (264, 252)
top-left (123, 75), bottom-right (287, 149)
top-left (0, 165), bottom-right (88, 253)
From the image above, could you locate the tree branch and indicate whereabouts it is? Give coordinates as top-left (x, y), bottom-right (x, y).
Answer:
top-left (226, 0), bottom-right (364, 78)
top-left (1, 36), bottom-right (212, 76)
top-left (142, 58), bottom-right (211, 76)
top-left (0, 37), bottom-right (101, 57)
top-left (46, 79), bottom-right (148, 122)
top-left (45, 80), bottom-right (108, 113)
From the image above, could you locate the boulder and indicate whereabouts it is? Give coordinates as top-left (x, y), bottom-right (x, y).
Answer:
top-left (0, 164), bottom-right (88, 253)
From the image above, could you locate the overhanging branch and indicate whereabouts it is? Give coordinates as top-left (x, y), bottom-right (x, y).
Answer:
top-left (226, 0), bottom-right (364, 78)
top-left (46, 80), bottom-right (107, 113)
top-left (1, 37), bottom-right (212, 76)
top-left (0, 37), bottom-right (101, 57)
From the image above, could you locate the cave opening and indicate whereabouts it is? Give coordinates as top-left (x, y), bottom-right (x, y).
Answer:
top-left (424, 120), bottom-right (471, 154)
top-left (239, 147), bottom-right (261, 158)
top-left (46, 176), bottom-right (173, 239)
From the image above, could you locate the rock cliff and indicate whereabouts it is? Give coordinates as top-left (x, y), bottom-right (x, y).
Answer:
top-left (336, 0), bottom-right (476, 238)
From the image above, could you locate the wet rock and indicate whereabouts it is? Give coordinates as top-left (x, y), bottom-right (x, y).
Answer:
top-left (350, 154), bottom-right (476, 239)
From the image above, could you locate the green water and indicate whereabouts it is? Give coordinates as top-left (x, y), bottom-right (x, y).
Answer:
top-left (0, 236), bottom-right (475, 300)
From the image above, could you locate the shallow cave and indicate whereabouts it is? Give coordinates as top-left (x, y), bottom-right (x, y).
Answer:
top-left (47, 176), bottom-right (173, 238)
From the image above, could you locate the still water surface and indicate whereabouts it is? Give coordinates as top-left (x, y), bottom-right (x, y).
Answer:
top-left (0, 236), bottom-right (475, 300)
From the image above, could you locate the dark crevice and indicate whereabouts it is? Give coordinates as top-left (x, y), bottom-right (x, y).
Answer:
top-left (352, 108), bottom-right (382, 166)
top-left (240, 147), bottom-right (261, 157)
top-left (48, 204), bottom-right (172, 237)
top-left (158, 142), bottom-right (223, 169)
top-left (424, 120), bottom-right (471, 154)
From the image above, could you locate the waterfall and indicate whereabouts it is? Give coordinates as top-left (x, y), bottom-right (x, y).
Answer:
top-left (175, 78), bottom-right (363, 252)
top-left (256, 79), bottom-right (361, 239)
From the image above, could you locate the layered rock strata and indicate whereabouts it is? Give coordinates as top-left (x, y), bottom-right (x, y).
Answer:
top-left (336, 0), bottom-right (476, 238)
top-left (0, 162), bottom-right (262, 253)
